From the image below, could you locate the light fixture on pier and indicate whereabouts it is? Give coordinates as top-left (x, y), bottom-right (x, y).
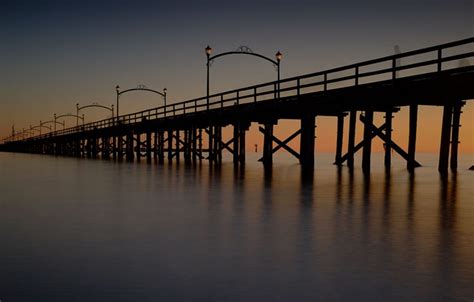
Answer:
top-left (275, 51), bottom-right (283, 62)
top-left (205, 45), bottom-right (212, 57)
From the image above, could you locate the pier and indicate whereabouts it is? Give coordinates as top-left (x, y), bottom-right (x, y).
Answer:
top-left (1, 38), bottom-right (473, 174)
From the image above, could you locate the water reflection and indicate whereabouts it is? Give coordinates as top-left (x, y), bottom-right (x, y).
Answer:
top-left (439, 173), bottom-right (458, 230)
top-left (0, 153), bottom-right (472, 301)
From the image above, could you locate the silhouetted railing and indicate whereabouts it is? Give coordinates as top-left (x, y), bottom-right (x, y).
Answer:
top-left (12, 37), bottom-right (474, 143)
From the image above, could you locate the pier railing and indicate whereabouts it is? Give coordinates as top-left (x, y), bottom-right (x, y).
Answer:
top-left (12, 37), bottom-right (474, 142)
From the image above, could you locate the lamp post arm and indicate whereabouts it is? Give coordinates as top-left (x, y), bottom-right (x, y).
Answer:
top-left (55, 114), bottom-right (84, 120)
top-left (209, 51), bottom-right (279, 66)
top-left (77, 104), bottom-right (114, 112)
top-left (118, 87), bottom-right (166, 97)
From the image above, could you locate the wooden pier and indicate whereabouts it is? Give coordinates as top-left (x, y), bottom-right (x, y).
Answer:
top-left (1, 38), bottom-right (473, 174)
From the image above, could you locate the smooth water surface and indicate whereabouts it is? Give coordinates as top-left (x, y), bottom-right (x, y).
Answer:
top-left (0, 152), bottom-right (473, 301)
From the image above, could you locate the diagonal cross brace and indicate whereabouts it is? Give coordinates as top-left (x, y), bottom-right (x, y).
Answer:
top-left (359, 114), bottom-right (422, 167)
top-left (170, 134), bottom-right (204, 159)
top-left (204, 129), bottom-right (235, 155)
top-left (335, 123), bottom-right (387, 165)
top-left (258, 127), bottom-right (301, 160)
top-left (219, 137), bottom-right (234, 154)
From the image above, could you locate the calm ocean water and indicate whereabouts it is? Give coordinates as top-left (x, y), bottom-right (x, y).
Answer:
top-left (0, 152), bottom-right (473, 302)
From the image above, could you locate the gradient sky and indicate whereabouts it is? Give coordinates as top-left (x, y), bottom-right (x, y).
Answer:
top-left (1, 0), bottom-right (473, 152)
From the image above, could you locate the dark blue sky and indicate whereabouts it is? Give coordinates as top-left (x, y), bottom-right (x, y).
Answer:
top-left (0, 0), bottom-right (472, 137)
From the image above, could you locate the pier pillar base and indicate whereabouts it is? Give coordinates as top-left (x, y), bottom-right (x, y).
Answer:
top-left (335, 114), bottom-right (345, 165)
top-left (407, 104), bottom-right (418, 171)
top-left (300, 115), bottom-right (316, 169)
top-left (362, 110), bottom-right (374, 174)
top-left (438, 104), bottom-right (453, 173)
top-left (347, 110), bottom-right (357, 168)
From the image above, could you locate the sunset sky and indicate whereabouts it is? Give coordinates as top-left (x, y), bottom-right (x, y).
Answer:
top-left (1, 0), bottom-right (472, 152)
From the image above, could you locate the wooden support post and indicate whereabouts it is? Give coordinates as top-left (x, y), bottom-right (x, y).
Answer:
top-left (233, 124), bottom-right (239, 164)
top-left (335, 114), bottom-right (344, 165)
top-left (86, 138), bottom-right (92, 158)
top-left (262, 124), bottom-right (274, 166)
top-left (300, 115), bottom-right (316, 168)
top-left (184, 129), bottom-right (191, 164)
top-left (126, 132), bottom-right (134, 162)
top-left (347, 110), bottom-right (357, 168)
top-left (136, 133), bottom-right (141, 162)
top-left (146, 131), bottom-right (152, 163)
top-left (153, 132), bottom-right (158, 162)
top-left (158, 131), bottom-right (164, 163)
top-left (213, 126), bottom-right (218, 163)
top-left (188, 129), bottom-right (193, 163)
top-left (103, 137), bottom-right (110, 159)
top-left (208, 126), bottom-right (214, 162)
top-left (438, 104), bottom-right (452, 173)
top-left (191, 127), bottom-right (197, 163)
top-left (75, 139), bottom-right (81, 157)
top-left (362, 110), bottom-right (374, 174)
top-left (239, 125), bottom-right (246, 164)
top-left (175, 130), bottom-right (180, 163)
top-left (384, 110), bottom-right (393, 169)
top-left (85, 136), bottom-right (92, 158)
top-left (183, 129), bottom-right (188, 162)
top-left (55, 141), bottom-right (61, 156)
top-left (167, 130), bottom-right (173, 160)
top-left (407, 104), bottom-right (418, 171)
top-left (216, 126), bottom-right (222, 164)
top-left (117, 135), bottom-right (123, 161)
top-left (450, 101), bottom-right (463, 171)
top-left (211, 126), bottom-right (218, 164)
top-left (198, 128), bottom-right (203, 161)
top-left (112, 135), bottom-right (117, 160)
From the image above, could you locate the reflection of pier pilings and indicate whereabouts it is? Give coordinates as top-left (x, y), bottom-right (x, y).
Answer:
top-left (436, 173), bottom-right (458, 299)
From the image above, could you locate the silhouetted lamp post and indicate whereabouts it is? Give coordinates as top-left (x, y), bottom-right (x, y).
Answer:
top-left (76, 103), bottom-right (80, 126)
top-left (163, 88), bottom-right (168, 107)
top-left (205, 45), bottom-right (282, 110)
top-left (275, 51), bottom-right (282, 98)
top-left (206, 45), bottom-right (212, 110)
top-left (116, 85), bottom-right (121, 122)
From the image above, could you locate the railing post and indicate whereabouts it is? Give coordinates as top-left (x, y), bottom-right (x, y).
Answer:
top-left (206, 58), bottom-right (210, 111)
top-left (437, 49), bottom-right (442, 72)
top-left (254, 87), bottom-right (257, 103)
top-left (297, 78), bottom-right (300, 96)
top-left (392, 58), bottom-right (397, 80)
top-left (236, 91), bottom-right (239, 105)
top-left (324, 73), bottom-right (327, 91)
top-left (221, 94), bottom-right (224, 108)
top-left (355, 66), bottom-right (359, 86)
